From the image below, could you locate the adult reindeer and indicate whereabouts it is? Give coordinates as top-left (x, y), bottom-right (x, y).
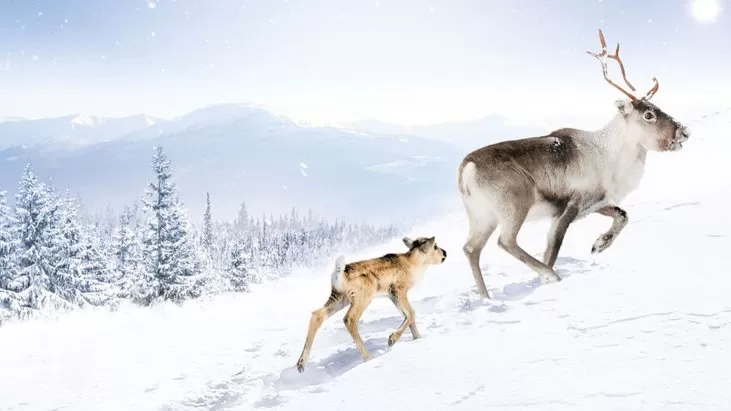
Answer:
top-left (457, 29), bottom-right (690, 298)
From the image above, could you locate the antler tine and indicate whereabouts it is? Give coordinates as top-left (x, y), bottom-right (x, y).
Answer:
top-left (644, 76), bottom-right (659, 100)
top-left (586, 29), bottom-right (638, 102)
top-left (607, 42), bottom-right (636, 92)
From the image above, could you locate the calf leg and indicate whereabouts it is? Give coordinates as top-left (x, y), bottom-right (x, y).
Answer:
top-left (591, 206), bottom-right (628, 254)
top-left (543, 204), bottom-right (580, 268)
top-left (343, 295), bottom-right (374, 362)
top-left (388, 289), bottom-right (417, 346)
top-left (498, 207), bottom-right (561, 283)
top-left (296, 289), bottom-right (348, 373)
top-left (389, 292), bottom-right (420, 340)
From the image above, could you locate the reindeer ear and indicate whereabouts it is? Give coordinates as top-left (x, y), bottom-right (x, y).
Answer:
top-left (615, 99), bottom-right (634, 116)
top-left (402, 237), bottom-right (414, 248)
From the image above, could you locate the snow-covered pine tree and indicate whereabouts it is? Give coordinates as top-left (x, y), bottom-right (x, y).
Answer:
top-left (112, 205), bottom-right (146, 303)
top-left (0, 189), bottom-right (18, 320)
top-left (50, 191), bottom-right (85, 304)
top-left (227, 233), bottom-right (252, 291)
top-left (142, 147), bottom-right (204, 304)
top-left (51, 191), bottom-right (114, 308)
top-left (234, 201), bottom-right (250, 233)
top-left (203, 193), bottom-right (213, 249)
top-left (75, 221), bottom-right (117, 306)
top-left (6, 164), bottom-right (71, 317)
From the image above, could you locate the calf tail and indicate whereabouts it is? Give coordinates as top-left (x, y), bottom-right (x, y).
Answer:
top-left (330, 254), bottom-right (347, 292)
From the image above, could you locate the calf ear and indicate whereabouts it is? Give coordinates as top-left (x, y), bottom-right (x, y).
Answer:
top-left (402, 237), bottom-right (414, 248)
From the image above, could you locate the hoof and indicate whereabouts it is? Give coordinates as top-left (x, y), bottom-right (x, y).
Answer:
top-left (296, 358), bottom-right (305, 373)
top-left (476, 287), bottom-right (491, 300)
top-left (591, 234), bottom-right (614, 254)
top-left (388, 333), bottom-right (396, 347)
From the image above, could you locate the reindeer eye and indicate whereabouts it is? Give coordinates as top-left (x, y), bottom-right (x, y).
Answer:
top-left (643, 111), bottom-right (656, 121)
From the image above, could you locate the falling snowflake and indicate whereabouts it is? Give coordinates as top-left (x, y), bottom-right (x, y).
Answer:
top-left (300, 162), bottom-right (308, 169)
top-left (37, 12), bottom-right (43, 17)
top-left (31, 55), bottom-right (39, 61)
top-left (300, 169), bottom-right (308, 177)
top-left (148, 0), bottom-right (157, 9)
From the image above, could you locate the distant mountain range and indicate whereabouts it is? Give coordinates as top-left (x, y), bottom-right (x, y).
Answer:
top-left (0, 104), bottom-right (551, 225)
top-left (0, 114), bottom-right (163, 150)
top-left (341, 114), bottom-right (546, 152)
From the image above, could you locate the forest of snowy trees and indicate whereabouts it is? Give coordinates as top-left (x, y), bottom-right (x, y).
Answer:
top-left (0, 147), bottom-right (401, 323)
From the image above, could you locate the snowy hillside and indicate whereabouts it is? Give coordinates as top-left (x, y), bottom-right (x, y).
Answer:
top-left (0, 108), bottom-right (729, 410)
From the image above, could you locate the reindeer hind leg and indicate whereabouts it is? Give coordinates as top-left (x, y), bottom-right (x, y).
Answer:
top-left (462, 201), bottom-right (499, 298)
top-left (497, 203), bottom-right (561, 283)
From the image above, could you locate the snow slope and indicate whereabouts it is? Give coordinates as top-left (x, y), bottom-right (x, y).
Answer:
top-left (1, 110), bottom-right (730, 410)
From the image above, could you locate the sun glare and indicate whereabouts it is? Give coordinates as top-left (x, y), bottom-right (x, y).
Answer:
top-left (691, 0), bottom-right (720, 22)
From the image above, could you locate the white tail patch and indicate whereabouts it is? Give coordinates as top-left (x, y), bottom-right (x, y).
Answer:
top-left (331, 254), bottom-right (346, 292)
top-left (460, 161), bottom-right (478, 197)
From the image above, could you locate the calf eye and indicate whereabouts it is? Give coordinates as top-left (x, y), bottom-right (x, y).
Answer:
top-left (643, 111), bottom-right (656, 121)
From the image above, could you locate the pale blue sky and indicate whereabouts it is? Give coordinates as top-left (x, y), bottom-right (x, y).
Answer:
top-left (1, 0), bottom-right (729, 124)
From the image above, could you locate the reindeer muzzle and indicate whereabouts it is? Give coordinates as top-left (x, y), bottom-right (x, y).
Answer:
top-left (671, 125), bottom-right (690, 151)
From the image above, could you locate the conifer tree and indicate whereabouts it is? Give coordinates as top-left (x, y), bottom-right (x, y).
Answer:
top-left (202, 192), bottom-right (214, 254)
top-left (8, 165), bottom-right (70, 315)
top-left (0, 189), bottom-right (18, 319)
top-left (141, 147), bottom-right (203, 303)
top-left (112, 206), bottom-right (145, 302)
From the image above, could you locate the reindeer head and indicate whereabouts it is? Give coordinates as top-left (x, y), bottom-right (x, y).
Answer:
top-left (403, 236), bottom-right (447, 265)
top-left (588, 29), bottom-right (690, 152)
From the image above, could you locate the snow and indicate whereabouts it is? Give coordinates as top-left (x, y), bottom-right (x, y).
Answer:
top-left (1, 111), bottom-right (730, 410)
top-left (71, 114), bottom-right (103, 127)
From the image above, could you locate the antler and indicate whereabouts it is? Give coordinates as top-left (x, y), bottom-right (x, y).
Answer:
top-left (586, 29), bottom-right (639, 102)
top-left (644, 76), bottom-right (659, 100)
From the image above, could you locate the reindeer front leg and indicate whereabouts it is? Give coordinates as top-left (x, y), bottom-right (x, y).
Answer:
top-left (543, 204), bottom-right (580, 268)
top-left (591, 206), bottom-right (628, 254)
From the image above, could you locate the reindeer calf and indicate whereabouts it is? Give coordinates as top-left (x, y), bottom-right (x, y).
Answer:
top-left (295, 236), bottom-right (447, 373)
